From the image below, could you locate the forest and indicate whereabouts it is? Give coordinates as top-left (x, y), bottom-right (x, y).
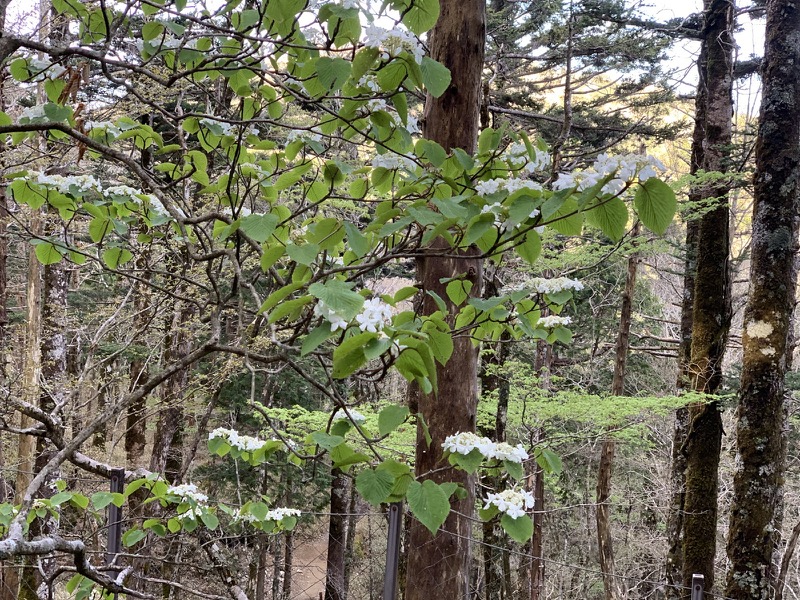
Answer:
top-left (0, 0), bottom-right (797, 598)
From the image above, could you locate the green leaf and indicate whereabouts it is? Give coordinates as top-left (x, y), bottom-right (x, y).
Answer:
top-left (549, 198), bottom-right (583, 236)
top-left (634, 178), bottom-right (676, 235)
top-left (240, 214), bottom-right (278, 242)
top-left (504, 460), bottom-right (524, 481)
top-left (88, 217), bottom-right (111, 243)
top-left (316, 57), bottom-right (352, 91)
top-left (401, 0), bottom-right (440, 34)
top-left (200, 511), bottom-right (219, 530)
top-left (425, 328), bottom-right (453, 365)
top-left (356, 468), bottom-right (396, 505)
top-left (309, 279), bottom-right (364, 320)
top-left (420, 57), bottom-right (451, 98)
top-left (301, 324), bottom-right (336, 356)
top-left (91, 492), bottom-right (115, 510)
top-left (445, 280), bottom-right (472, 306)
top-left (34, 242), bottom-right (63, 265)
top-left (378, 404), bottom-right (410, 436)
top-left (376, 59), bottom-right (408, 92)
top-left (515, 231), bottom-right (541, 264)
top-left (584, 196), bottom-right (628, 242)
top-left (331, 444), bottom-right (371, 468)
top-left (102, 247), bottom-right (133, 269)
top-left (122, 528), bottom-right (146, 547)
top-left (448, 448), bottom-right (483, 474)
top-left (311, 432), bottom-right (345, 451)
top-left (500, 513), bottom-right (533, 543)
top-left (535, 447), bottom-right (563, 474)
top-left (286, 242), bottom-right (319, 265)
top-left (332, 332), bottom-right (377, 378)
top-left (407, 480), bottom-right (450, 535)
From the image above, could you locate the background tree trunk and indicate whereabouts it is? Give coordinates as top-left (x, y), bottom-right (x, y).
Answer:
top-left (596, 223), bottom-right (640, 600)
top-left (681, 1), bottom-right (734, 596)
top-left (405, 0), bottom-right (485, 597)
top-left (725, 0), bottom-right (800, 596)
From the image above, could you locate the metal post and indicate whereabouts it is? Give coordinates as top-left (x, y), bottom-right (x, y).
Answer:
top-left (691, 573), bottom-right (705, 600)
top-left (382, 502), bottom-right (404, 600)
top-left (106, 468), bottom-right (125, 598)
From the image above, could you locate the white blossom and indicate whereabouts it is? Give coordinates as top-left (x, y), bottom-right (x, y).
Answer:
top-left (371, 153), bottom-right (416, 171)
top-left (537, 315), bottom-right (572, 328)
top-left (266, 507), bottom-right (302, 521)
top-left (527, 277), bottom-right (584, 294)
top-left (333, 410), bottom-right (367, 424)
top-left (314, 301), bottom-right (350, 331)
top-left (31, 172), bottom-right (102, 195)
top-left (356, 297), bottom-right (393, 332)
top-left (484, 488), bottom-right (535, 519)
top-left (486, 442), bottom-right (529, 463)
top-left (363, 25), bottom-right (425, 64)
top-left (208, 427), bottom-right (267, 452)
top-left (167, 483), bottom-right (209, 505)
top-left (442, 432), bottom-right (495, 457)
top-left (553, 154), bottom-right (666, 194)
top-left (357, 74), bottom-right (381, 92)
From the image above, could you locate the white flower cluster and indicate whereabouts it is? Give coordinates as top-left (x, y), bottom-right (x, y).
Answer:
top-left (20, 105), bottom-right (48, 122)
top-left (442, 432), bottom-right (529, 464)
top-left (84, 121), bottom-right (123, 137)
top-left (527, 277), bottom-right (584, 294)
top-left (31, 172), bottom-right (102, 195)
top-left (356, 297), bottom-right (393, 332)
top-left (504, 142), bottom-right (551, 174)
top-left (475, 178), bottom-right (542, 197)
top-left (167, 483), bottom-right (209, 504)
top-left (333, 410), bottom-right (367, 424)
top-left (266, 507), bottom-right (302, 521)
top-left (372, 153), bottom-right (417, 171)
top-left (208, 427), bottom-right (267, 452)
top-left (28, 58), bottom-right (66, 81)
top-left (484, 488), bottom-right (535, 519)
top-left (314, 301), bottom-right (350, 332)
top-left (357, 74), bottom-right (381, 92)
top-left (177, 506), bottom-right (205, 521)
top-left (104, 185), bottom-right (144, 199)
top-left (537, 315), bottom-right (572, 328)
top-left (200, 118), bottom-right (236, 137)
top-left (285, 129), bottom-right (323, 145)
top-left (363, 25), bottom-right (425, 64)
top-left (553, 153), bottom-right (666, 195)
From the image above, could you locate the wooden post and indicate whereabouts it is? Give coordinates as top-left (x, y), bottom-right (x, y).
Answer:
top-left (106, 468), bottom-right (125, 597)
top-left (691, 573), bottom-right (704, 600)
top-left (383, 503), bottom-right (403, 600)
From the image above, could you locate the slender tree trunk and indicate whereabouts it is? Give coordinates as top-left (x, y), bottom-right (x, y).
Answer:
top-left (405, 0), bottom-right (485, 596)
top-left (725, 0), bottom-right (800, 596)
top-left (126, 252), bottom-right (152, 465)
top-left (325, 468), bottom-right (349, 600)
top-left (596, 225), bottom-right (640, 600)
top-left (681, 2), bottom-right (734, 597)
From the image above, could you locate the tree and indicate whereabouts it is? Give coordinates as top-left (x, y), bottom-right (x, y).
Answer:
top-left (726, 0), bottom-right (800, 596)
top-left (680, 0), bottom-right (734, 597)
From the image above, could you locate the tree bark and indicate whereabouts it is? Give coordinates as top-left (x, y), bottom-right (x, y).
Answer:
top-left (725, 0), bottom-right (800, 596)
top-left (405, 0), bottom-right (485, 597)
top-left (325, 468), bottom-right (349, 600)
top-left (596, 224), bottom-right (640, 600)
top-left (680, 1), bottom-right (734, 597)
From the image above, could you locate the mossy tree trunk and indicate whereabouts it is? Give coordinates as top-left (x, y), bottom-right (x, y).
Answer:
top-left (681, 1), bottom-right (734, 597)
top-left (725, 0), bottom-right (800, 596)
top-left (404, 0), bottom-right (485, 597)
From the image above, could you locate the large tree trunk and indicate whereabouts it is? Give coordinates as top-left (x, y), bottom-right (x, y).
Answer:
top-left (596, 225), bottom-right (640, 600)
top-left (325, 468), bottom-right (349, 600)
top-left (725, 0), bottom-right (800, 596)
top-left (404, 0), bottom-right (485, 597)
top-left (680, 1), bottom-right (734, 597)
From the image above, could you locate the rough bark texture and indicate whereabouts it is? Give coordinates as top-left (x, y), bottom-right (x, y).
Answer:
top-left (126, 253), bottom-right (151, 464)
top-left (665, 27), bottom-right (709, 596)
top-left (324, 468), bottom-right (349, 600)
top-left (725, 0), bottom-right (800, 597)
top-left (680, 1), bottom-right (733, 597)
top-left (596, 228), bottom-right (639, 600)
top-left (405, 0), bottom-right (485, 597)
